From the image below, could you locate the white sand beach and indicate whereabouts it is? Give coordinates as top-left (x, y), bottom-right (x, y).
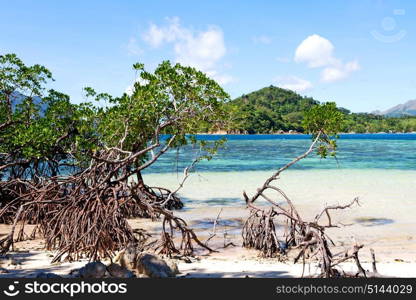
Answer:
top-left (1, 169), bottom-right (415, 278)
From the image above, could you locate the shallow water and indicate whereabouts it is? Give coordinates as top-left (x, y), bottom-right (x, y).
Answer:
top-left (143, 169), bottom-right (416, 252)
top-left (146, 134), bottom-right (416, 173)
top-left (143, 169), bottom-right (416, 220)
top-left (143, 134), bottom-right (416, 244)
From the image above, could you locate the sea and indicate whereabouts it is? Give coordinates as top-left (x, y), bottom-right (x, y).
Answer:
top-left (145, 133), bottom-right (416, 173)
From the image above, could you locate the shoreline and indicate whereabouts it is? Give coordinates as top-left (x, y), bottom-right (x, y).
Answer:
top-left (1, 169), bottom-right (415, 278)
top-left (1, 214), bottom-right (416, 278)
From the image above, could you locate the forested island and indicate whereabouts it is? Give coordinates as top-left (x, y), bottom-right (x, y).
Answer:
top-left (225, 86), bottom-right (416, 134)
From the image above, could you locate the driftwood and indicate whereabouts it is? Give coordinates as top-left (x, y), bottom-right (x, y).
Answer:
top-left (242, 131), bottom-right (377, 277)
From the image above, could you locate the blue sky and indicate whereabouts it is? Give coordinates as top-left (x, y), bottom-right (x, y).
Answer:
top-left (1, 0), bottom-right (415, 112)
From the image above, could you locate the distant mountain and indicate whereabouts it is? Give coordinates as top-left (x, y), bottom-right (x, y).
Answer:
top-left (10, 91), bottom-right (47, 115)
top-left (376, 100), bottom-right (416, 117)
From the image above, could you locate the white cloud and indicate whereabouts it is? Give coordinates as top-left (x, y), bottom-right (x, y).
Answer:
top-left (345, 60), bottom-right (360, 72)
top-left (320, 67), bottom-right (345, 83)
top-left (274, 76), bottom-right (313, 92)
top-left (142, 17), bottom-right (183, 47)
top-left (142, 24), bottom-right (166, 47)
top-left (141, 17), bottom-right (233, 85)
top-left (205, 70), bottom-right (235, 85)
top-left (173, 26), bottom-right (226, 70)
top-left (295, 34), bottom-right (336, 68)
top-left (126, 37), bottom-right (143, 56)
top-left (294, 34), bottom-right (360, 82)
top-left (252, 35), bottom-right (272, 45)
top-left (321, 60), bottom-right (360, 83)
top-left (125, 77), bottom-right (149, 96)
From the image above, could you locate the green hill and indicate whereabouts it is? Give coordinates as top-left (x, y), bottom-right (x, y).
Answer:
top-left (227, 86), bottom-right (416, 134)
top-left (228, 85), bottom-right (319, 133)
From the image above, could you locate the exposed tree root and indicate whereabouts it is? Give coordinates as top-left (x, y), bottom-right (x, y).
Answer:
top-left (242, 131), bottom-right (378, 277)
top-left (121, 185), bottom-right (183, 219)
top-left (0, 149), bottom-right (209, 262)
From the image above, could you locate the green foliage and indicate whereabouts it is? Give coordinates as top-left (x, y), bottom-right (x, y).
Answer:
top-left (228, 86), bottom-right (318, 133)
top-left (0, 54), bottom-right (75, 178)
top-left (227, 85), bottom-right (416, 134)
top-left (303, 102), bottom-right (343, 135)
top-left (0, 56), bottom-right (93, 177)
top-left (1, 54), bottom-right (230, 180)
top-left (86, 61), bottom-right (230, 164)
top-left (303, 102), bottom-right (344, 158)
top-left (340, 113), bottom-right (416, 133)
top-left (0, 53), bottom-right (52, 96)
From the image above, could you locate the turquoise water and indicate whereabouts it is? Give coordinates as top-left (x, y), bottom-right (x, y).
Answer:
top-left (146, 134), bottom-right (416, 173)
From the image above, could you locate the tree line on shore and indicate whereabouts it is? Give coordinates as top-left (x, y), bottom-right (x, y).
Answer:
top-left (226, 85), bottom-right (416, 134)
